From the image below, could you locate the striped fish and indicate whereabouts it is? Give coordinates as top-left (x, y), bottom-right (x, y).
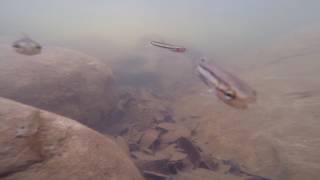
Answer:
top-left (197, 59), bottom-right (256, 109)
top-left (150, 41), bottom-right (186, 52)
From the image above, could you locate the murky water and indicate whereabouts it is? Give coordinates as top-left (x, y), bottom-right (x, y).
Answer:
top-left (1, 1), bottom-right (320, 180)
top-left (0, 1), bottom-right (319, 57)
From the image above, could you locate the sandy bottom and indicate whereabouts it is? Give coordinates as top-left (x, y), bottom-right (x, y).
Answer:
top-left (170, 33), bottom-right (320, 179)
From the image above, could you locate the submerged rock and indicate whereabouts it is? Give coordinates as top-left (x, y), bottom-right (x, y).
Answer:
top-left (0, 44), bottom-right (117, 131)
top-left (0, 97), bottom-right (143, 180)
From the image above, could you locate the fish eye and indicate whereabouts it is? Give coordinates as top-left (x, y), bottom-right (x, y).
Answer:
top-left (223, 91), bottom-right (235, 100)
top-left (12, 44), bottom-right (21, 48)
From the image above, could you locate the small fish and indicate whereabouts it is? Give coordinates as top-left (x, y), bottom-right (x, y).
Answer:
top-left (197, 59), bottom-right (256, 109)
top-left (12, 35), bottom-right (42, 55)
top-left (150, 41), bottom-right (186, 52)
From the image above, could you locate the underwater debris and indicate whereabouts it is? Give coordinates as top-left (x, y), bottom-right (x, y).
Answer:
top-left (151, 159), bottom-right (181, 174)
top-left (160, 125), bottom-right (191, 145)
top-left (197, 59), bottom-right (257, 109)
top-left (109, 89), bottom-right (270, 179)
top-left (176, 137), bottom-right (203, 168)
top-left (139, 128), bottom-right (161, 150)
top-left (150, 41), bottom-right (186, 53)
top-left (12, 36), bottom-right (42, 55)
top-left (143, 170), bottom-right (172, 180)
top-left (126, 123), bottom-right (271, 179)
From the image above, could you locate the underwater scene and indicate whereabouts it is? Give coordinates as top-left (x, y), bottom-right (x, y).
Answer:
top-left (0, 1), bottom-right (320, 180)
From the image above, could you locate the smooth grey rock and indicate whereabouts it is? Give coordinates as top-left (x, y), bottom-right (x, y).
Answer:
top-left (0, 97), bottom-right (143, 180)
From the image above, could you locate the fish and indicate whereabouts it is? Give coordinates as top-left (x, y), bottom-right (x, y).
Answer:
top-left (12, 35), bottom-right (42, 55)
top-left (196, 59), bottom-right (256, 109)
top-left (150, 41), bottom-right (186, 52)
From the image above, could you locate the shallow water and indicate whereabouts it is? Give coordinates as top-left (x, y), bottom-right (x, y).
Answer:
top-left (0, 1), bottom-right (320, 180)
top-left (0, 0), bottom-right (319, 58)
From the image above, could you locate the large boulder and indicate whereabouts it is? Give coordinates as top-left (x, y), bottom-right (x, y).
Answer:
top-left (0, 44), bottom-right (117, 130)
top-left (0, 97), bottom-right (143, 180)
